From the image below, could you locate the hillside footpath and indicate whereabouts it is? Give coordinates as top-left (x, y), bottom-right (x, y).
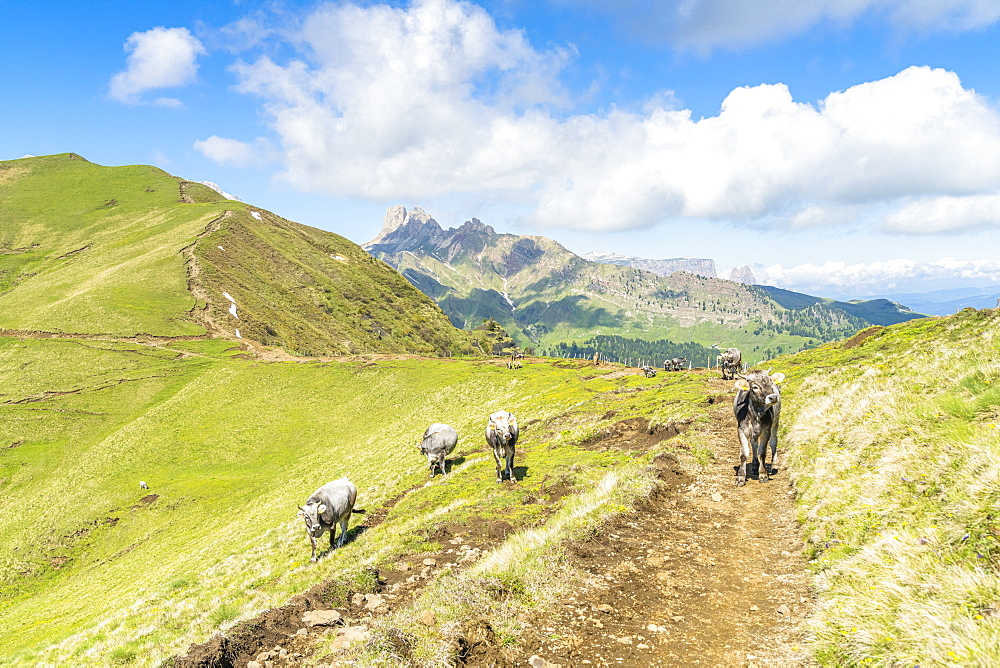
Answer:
top-left (519, 377), bottom-right (813, 666)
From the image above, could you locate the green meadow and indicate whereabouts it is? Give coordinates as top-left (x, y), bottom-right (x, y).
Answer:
top-left (0, 336), bottom-right (710, 665)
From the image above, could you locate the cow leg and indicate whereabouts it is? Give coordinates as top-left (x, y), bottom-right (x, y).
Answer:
top-left (493, 448), bottom-right (504, 482)
top-left (310, 536), bottom-right (318, 562)
top-left (757, 425), bottom-right (771, 482)
top-left (439, 453), bottom-right (447, 476)
top-left (768, 417), bottom-right (779, 477)
top-left (505, 448), bottom-right (516, 483)
top-left (337, 519), bottom-right (348, 548)
top-left (736, 429), bottom-right (751, 486)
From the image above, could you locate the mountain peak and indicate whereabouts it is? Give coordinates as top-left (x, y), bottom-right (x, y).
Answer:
top-left (729, 264), bottom-right (757, 284)
top-left (457, 217), bottom-right (496, 235)
top-left (365, 205), bottom-right (443, 248)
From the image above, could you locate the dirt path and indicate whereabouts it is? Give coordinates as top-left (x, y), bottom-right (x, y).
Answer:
top-left (519, 376), bottom-right (813, 667)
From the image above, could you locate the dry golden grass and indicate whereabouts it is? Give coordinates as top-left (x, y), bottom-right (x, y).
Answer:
top-left (781, 309), bottom-right (1000, 664)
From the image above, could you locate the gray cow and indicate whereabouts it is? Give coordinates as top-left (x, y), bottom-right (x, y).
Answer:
top-left (719, 347), bottom-right (742, 380)
top-left (732, 370), bottom-right (785, 486)
top-left (641, 365), bottom-right (657, 378)
top-left (417, 423), bottom-right (458, 476)
top-left (298, 477), bottom-right (358, 561)
top-left (486, 410), bottom-right (519, 483)
top-left (664, 357), bottom-right (688, 372)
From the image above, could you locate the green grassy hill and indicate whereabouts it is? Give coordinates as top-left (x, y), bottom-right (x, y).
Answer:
top-left (0, 154), bottom-right (476, 356)
top-left (778, 307), bottom-right (1000, 664)
top-left (0, 335), bottom-right (709, 664)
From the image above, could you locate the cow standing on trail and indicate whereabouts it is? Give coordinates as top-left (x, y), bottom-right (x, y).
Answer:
top-left (733, 370), bottom-right (784, 486)
top-left (719, 348), bottom-right (742, 380)
top-left (486, 410), bottom-right (519, 483)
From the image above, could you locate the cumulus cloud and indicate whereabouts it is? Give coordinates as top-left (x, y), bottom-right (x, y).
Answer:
top-left (210, 0), bottom-right (1000, 233)
top-left (109, 26), bottom-right (206, 104)
top-left (559, 0), bottom-right (1000, 52)
top-left (760, 257), bottom-right (1000, 295)
top-left (882, 192), bottom-right (1000, 233)
top-left (193, 135), bottom-right (271, 167)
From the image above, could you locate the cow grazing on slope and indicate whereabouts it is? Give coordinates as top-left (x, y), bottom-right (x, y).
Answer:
top-left (298, 477), bottom-right (358, 561)
top-left (417, 423), bottom-right (458, 477)
top-left (486, 410), bottom-right (519, 483)
top-left (719, 348), bottom-right (742, 380)
top-left (641, 365), bottom-right (657, 378)
top-left (732, 370), bottom-right (785, 486)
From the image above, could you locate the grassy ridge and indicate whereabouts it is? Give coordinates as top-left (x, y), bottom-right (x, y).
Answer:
top-left (1, 154), bottom-right (478, 356)
top-left (779, 308), bottom-right (1000, 664)
top-left (0, 154), bottom-right (219, 336)
top-left (0, 338), bottom-right (707, 665)
top-left (196, 209), bottom-right (476, 356)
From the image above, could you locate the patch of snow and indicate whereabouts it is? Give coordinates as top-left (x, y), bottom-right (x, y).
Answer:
top-left (217, 246), bottom-right (225, 251)
top-left (250, 211), bottom-right (262, 220)
top-left (222, 292), bottom-right (235, 302)
top-left (234, 329), bottom-right (241, 338)
top-left (197, 181), bottom-right (242, 201)
top-left (501, 277), bottom-right (516, 313)
top-left (330, 254), bottom-right (348, 262)
top-left (229, 302), bottom-right (238, 319)
top-left (20, 154), bottom-right (36, 159)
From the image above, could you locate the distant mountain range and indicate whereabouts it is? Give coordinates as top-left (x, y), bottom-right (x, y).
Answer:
top-left (365, 206), bottom-right (923, 362)
top-left (874, 286), bottom-right (1000, 316)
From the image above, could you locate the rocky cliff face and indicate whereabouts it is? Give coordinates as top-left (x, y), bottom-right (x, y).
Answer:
top-left (582, 251), bottom-right (717, 279)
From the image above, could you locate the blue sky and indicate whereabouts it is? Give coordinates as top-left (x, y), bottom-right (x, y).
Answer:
top-left (4, 0), bottom-right (1000, 299)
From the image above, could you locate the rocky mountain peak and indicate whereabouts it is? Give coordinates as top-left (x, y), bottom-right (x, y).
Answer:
top-left (729, 265), bottom-right (757, 284)
top-left (457, 217), bottom-right (496, 236)
top-left (365, 205), bottom-right (443, 249)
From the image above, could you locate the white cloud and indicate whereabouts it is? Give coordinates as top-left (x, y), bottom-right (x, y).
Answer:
top-left (760, 257), bottom-right (1000, 295)
top-left (193, 135), bottom-right (271, 167)
top-left (559, 0), bottom-right (1000, 52)
top-left (882, 192), bottom-right (1000, 233)
top-left (219, 0), bottom-right (1000, 234)
top-left (109, 26), bottom-right (206, 104)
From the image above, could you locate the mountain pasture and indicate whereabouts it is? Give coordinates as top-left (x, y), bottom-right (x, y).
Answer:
top-left (0, 337), bottom-right (709, 664)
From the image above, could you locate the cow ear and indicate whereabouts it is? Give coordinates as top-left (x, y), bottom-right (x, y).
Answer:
top-left (734, 379), bottom-right (750, 391)
top-left (297, 507), bottom-right (305, 517)
top-left (317, 504), bottom-right (327, 514)
top-left (771, 372), bottom-right (785, 384)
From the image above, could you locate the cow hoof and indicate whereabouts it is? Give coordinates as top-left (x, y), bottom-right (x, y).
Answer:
top-left (735, 479), bottom-right (746, 487)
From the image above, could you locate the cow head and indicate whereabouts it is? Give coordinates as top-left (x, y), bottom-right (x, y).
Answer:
top-left (298, 503), bottom-right (327, 536)
top-left (734, 371), bottom-right (785, 406)
top-left (488, 411), bottom-right (517, 445)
